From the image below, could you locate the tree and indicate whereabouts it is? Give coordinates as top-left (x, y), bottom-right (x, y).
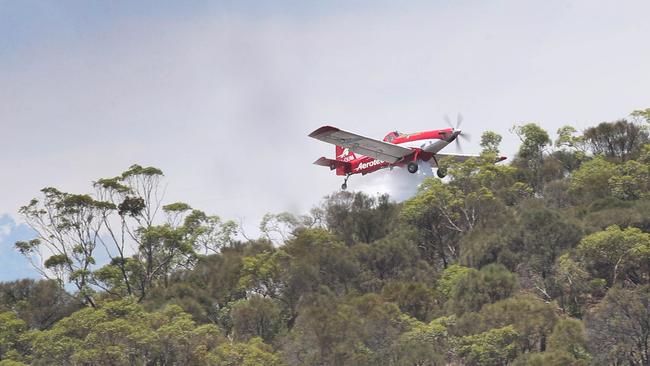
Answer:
top-left (259, 212), bottom-right (320, 244)
top-left (513, 350), bottom-right (586, 366)
top-left (583, 119), bottom-right (649, 161)
top-left (511, 123), bottom-right (552, 192)
top-left (354, 229), bottom-right (428, 286)
top-left (0, 311), bottom-right (26, 362)
top-left (16, 188), bottom-right (115, 307)
top-left (281, 291), bottom-right (361, 365)
top-left (381, 281), bottom-right (437, 322)
top-left (515, 200), bottom-right (583, 299)
top-left (400, 184), bottom-right (461, 268)
top-left (436, 265), bottom-right (474, 302)
top-left (475, 295), bottom-right (558, 353)
top-left (28, 299), bottom-right (224, 365)
top-left (548, 318), bottom-right (589, 361)
top-left (208, 337), bottom-right (285, 366)
top-left (393, 318), bottom-right (449, 365)
top-left (631, 108), bottom-right (650, 123)
top-left (92, 164), bottom-right (166, 299)
top-left (577, 225), bottom-right (650, 286)
top-left (609, 159), bottom-right (650, 200)
top-left (231, 295), bottom-right (283, 342)
top-left (555, 125), bottom-right (586, 153)
top-left (550, 254), bottom-right (602, 317)
top-left (587, 286), bottom-right (650, 366)
top-left (457, 325), bottom-right (519, 366)
top-left (147, 241), bottom-right (272, 329)
top-left (321, 192), bottom-right (397, 245)
top-left (17, 164), bottom-right (236, 305)
top-left (446, 264), bottom-right (519, 315)
top-left (568, 156), bottom-right (616, 203)
top-left (183, 209), bottom-right (238, 255)
top-left (282, 292), bottom-right (411, 366)
top-left (240, 229), bottom-right (360, 329)
top-left (480, 131), bottom-right (503, 155)
top-left (0, 279), bottom-right (79, 330)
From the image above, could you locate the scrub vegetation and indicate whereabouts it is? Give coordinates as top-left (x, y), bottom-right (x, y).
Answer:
top-left (2, 108), bottom-right (650, 365)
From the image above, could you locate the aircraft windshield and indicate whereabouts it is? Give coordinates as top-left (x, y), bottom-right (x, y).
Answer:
top-left (383, 131), bottom-right (401, 142)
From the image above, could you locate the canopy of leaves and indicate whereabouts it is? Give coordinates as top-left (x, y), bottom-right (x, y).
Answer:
top-left (4, 110), bottom-right (650, 365)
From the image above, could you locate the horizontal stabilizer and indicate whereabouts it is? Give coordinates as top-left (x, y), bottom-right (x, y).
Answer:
top-left (313, 157), bottom-right (351, 170)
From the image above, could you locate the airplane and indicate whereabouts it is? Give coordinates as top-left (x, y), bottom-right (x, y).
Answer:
top-left (309, 121), bottom-right (506, 190)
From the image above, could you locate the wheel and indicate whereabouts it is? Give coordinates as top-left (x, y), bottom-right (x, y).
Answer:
top-left (407, 162), bottom-right (419, 174)
top-left (341, 183), bottom-right (347, 190)
top-left (437, 168), bottom-right (447, 178)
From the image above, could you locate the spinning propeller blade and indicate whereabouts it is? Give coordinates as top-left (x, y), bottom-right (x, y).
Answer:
top-left (443, 113), bottom-right (470, 151)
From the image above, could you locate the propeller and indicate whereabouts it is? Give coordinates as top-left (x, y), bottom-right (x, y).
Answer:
top-left (443, 113), bottom-right (471, 151)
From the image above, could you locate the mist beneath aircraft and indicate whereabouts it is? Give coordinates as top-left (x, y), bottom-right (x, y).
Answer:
top-left (356, 161), bottom-right (434, 202)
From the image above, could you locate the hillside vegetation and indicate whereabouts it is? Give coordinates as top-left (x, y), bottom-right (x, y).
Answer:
top-left (2, 109), bottom-right (650, 366)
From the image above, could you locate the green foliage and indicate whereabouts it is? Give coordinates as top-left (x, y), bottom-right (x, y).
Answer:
top-left (511, 123), bottom-right (552, 160)
top-left (609, 159), bottom-right (650, 200)
top-left (120, 164), bottom-right (164, 178)
top-left (381, 281), bottom-right (437, 321)
top-left (513, 350), bottom-right (586, 366)
top-left (393, 318), bottom-right (448, 365)
top-left (446, 264), bottom-right (519, 315)
top-left (631, 107), bottom-right (650, 123)
top-left (582, 119), bottom-right (649, 161)
top-left (457, 325), bottom-right (519, 366)
top-left (163, 202), bottom-right (192, 213)
top-left (209, 338), bottom-right (285, 366)
top-left (474, 294), bottom-right (558, 352)
top-left (511, 123), bottom-right (552, 192)
top-left (354, 228), bottom-right (429, 289)
top-left (587, 285), bottom-right (650, 366)
top-left (0, 360), bottom-right (29, 366)
top-left (555, 125), bottom-right (585, 151)
top-left (551, 254), bottom-right (601, 317)
top-left (0, 312), bottom-right (26, 361)
top-left (436, 264), bottom-right (473, 301)
top-left (548, 318), bottom-right (589, 360)
top-left (7, 116), bottom-right (650, 365)
top-left (322, 192), bottom-right (397, 245)
top-left (516, 200), bottom-right (583, 279)
top-left (569, 156), bottom-right (616, 202)
top-left (231, 296), bottom-right (283, 342)
top-left (27, 299), bottom-right (225, 365)
top-left (480, 131), bottom-right (503, 155)
top-left (0, 279), bottom-right (79, 330)
top-left (283, 292), bottom-right (411, 365)
top-left (577, 225), bottom-right (650, 285)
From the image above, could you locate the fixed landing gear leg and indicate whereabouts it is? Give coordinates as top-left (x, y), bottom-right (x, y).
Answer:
top-left (341, 174), bottom-right (351, 190)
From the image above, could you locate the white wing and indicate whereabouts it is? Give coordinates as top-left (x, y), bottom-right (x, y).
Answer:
top-left (309, 126), bottom-right (413, 163)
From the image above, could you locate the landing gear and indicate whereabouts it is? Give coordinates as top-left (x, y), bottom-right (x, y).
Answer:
top-left (437, 167), bottom-right (447, 178)
top-left (341, 174), bottom-right (351, 190)
top-left (407, 162), bottom-right (419, 174)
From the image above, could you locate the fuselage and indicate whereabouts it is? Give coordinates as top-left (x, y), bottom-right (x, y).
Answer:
top-left (337, 128), bottom-right (456, 176)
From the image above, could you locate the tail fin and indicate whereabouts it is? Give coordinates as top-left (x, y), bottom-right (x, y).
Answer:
top-left (335, 146), bottom-right (355, 175)
top-left (335, 146), bottom-right (356, 162)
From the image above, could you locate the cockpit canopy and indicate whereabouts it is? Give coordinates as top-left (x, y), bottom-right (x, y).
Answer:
top-left (383, 131), bottom-right (401, 142)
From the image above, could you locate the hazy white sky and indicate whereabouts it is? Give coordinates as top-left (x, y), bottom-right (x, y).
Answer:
top-left (1, 0), bottom-right (649, 280)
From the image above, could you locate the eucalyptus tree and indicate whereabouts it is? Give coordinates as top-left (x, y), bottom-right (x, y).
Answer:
top-left (16, 164), bottom-right (235, 304)
top-left (15, 188), bottom-right (115, 306)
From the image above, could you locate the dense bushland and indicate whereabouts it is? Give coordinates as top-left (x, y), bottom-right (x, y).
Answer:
top-left (2, 109), bottom-right (650, 365)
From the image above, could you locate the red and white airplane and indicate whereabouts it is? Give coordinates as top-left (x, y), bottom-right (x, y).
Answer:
top-left (309, 123), bottom-right (506, 190)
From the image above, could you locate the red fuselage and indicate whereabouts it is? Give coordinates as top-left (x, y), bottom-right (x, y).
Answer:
top-left (335, 128), bottom-right (455, 176)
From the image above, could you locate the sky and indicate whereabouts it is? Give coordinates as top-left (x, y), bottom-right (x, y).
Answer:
top-left (1, 0), bottom-right (650, 281)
